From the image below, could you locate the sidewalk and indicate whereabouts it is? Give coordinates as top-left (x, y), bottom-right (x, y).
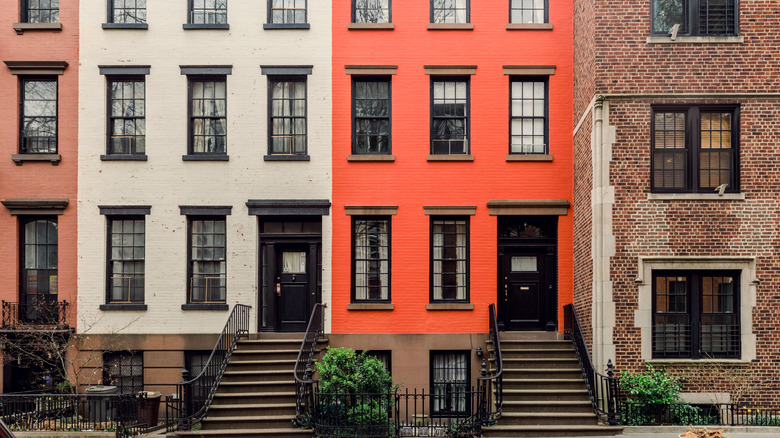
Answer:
top-left (569, 426), bottom-right (780, 438)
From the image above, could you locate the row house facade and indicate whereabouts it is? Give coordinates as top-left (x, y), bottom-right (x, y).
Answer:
top-left (0, 0), bottom-right (79, 392)
top-left (574, 0), bottom-right (780, 404)
top-left (77, 0), bottom-right (332, 396)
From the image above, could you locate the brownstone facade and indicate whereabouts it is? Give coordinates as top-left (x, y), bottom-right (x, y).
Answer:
top-left (574, 0), bottom-right (780, 403)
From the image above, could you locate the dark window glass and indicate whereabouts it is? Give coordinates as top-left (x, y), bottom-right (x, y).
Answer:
top-left (189, 218), bottom-right (227, 303)
top-left (190, 0), bottom-right (227, 24)
top-left (353, 0), bottom-right (390, 23)
top-left (20, 217), bottom-right (58, 324)
top-left (353, 218), bottom-right (390, 302)
top-left (111, 0), bottom-right (147, 24)
top-left (431, 218), bottom-right (468, 302)
top-left (269, 78), bottom-right (307, 155)
top-left (362, 350), bottom-right (392, 374)
top-left (20, 79), bottom-right (57, 154)
top-left (510, 79), bottom-right (547, 154)
top-left (23, 0), bottom-right (60, 23)
top-left (652, 106), bottom-right (738, 193)
top-left (108, 218), bottom-right (145, 303)
top-left (103, 352), bottom-right (144, 394)
top-left (108, 78), bottom-right (146, 155)
top-left (431, 0), bottom-right (468, 24)
top-left (653, 271), bottom-right (740, 359)
top-left (353, 78), bottom-right (391, 154)
top-left (185, 351), bottom-right (212, 402)
top-left (652, 0), bottom-right (737, 36)
top-left (431, 351), bottom-right (469, 416)
top-left (190, 77), bottom-right (227, 155)
top-left (510, 0), bottom-right (546, 24)
top-left (270, 0), bottom-right (307, 24)
top-left (431, 79), bottom-right (469, 155)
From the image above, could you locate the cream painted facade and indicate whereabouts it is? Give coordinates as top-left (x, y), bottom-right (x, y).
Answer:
top-left (77, 1), bottom-right (332, 338)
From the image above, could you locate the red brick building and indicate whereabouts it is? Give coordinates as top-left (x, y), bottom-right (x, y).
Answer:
top-left (331, 0), bottom-right (574, 390)
top-left (574, 0), bottom-right (780, 403)
top-left (0, 1), bottom-right (78, 392)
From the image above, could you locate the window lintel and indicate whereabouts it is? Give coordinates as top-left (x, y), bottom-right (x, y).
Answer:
top-left (4, 60), bottom-right (67, 75)
top-left (99, 65), bottom-right (150, 76)
top-left (180, 65), bottom-right (232, 76)
top-left (99, 205), bottom-right (151, 216)
top-left (179, 206), bottom-right (232, 216)
top-left (503, 65), bottom-right (556, 76)
top-left (261, 65), bottom-right (313, 76)
top-left (2, 198), bottom-right (68, 215)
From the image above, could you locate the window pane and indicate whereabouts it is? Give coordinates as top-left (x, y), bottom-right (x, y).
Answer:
top-left (353, 218), bottom-right (390, 301)
top-left (652, 0), bottom-right (684, 34)
top-left (431, 219), bottom-right (468, 301)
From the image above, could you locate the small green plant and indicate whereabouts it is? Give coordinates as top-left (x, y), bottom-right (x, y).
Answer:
top-left (620, 364), bottom-right (703, 426)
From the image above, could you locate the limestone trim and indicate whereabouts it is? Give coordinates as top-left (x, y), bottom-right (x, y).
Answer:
top-left (347, 303), bottom-right (394, 311)
top-left (487, 200), bottom-right (569, 216)
top-left (2, 198), bottom-right (69, 215)
top-left (344, 206), bottom-right (398, 216)
top-left (12, 22), bottom-right (62, 34)
top-left (634, 256), bottom-right (758, 362)
top-left (427, 154), bottom-right (474, 161)
top-left (426, 303), bottom-right (474, 311)
top-left (424, 65), bottom-right (477, 75)
top-left (506, 154), bottom-right (553, 162)
top-left (260, 65), bottom-right (313, 76)
top-left (503, 65), bottom-right (556, 76)
top-left (506, 23), bottom-right (553, 30)
top-left (427, 23), bottom-right (474, 31)
top-left (12, 154), bottom-right (61, 165)
top-left (647, 193), bottom-right (746, 201)
top-left (345, 65), bottom-right (398, 75)
top-left (4, 60), bottom-right (68, 75)
top-left (347, 155), bottom-right (395, 162)
top-left (99, 65), bottom-right (151, 76)
top-left (423, 206), bottom-right (477, 216)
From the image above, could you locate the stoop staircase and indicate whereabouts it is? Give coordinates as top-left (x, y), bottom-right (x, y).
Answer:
top-left (482, 332), bottom-right (622, 438)
top-left (171, 335), bottom-right (324, 438)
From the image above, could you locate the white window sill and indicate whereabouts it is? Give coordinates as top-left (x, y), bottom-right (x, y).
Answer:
top-left (647, 193), bottom-right (745, 201)
top-left (646, 36), bottom-right (743, 44)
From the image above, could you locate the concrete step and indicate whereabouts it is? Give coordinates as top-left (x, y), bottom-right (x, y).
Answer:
top-left (213, 387), bottom-right (296, 403)
top-left (221, 369), bottom-right (294, 383)
top-left (497, 357), bottom-right (580, 369)
top-left (500, 348), bottom-right (578, 360)
top-left (207, 402), bottom-right (297, 417)
top-left (213, 390), bottom-right (295, 404)
top-left (499, 412), bottom-right (599, 426)
top-left (502, 389), bottom-right (590, 402)
top-left (201, 415), bottom-right (297, 430)
top-left (494, 332), bottom-right (563, 341)
top-left (498, 368), bottom-right (584, 380)
top-left (501, 378), bottom-right (589, 390)
top-left (482, 424), bottom-right (623, 437)
top-left (492, 339), bottom-right (573, 350)
top-left (226, 358), bottom-right (297, 372)
top-left (230, 349), bottom-right (304, 361)
top-left (502, 400), bottom-right (594, 414)
top-left (171, 428), bottom-right (313, 438)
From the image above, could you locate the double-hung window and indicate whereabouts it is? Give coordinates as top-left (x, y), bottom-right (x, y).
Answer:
top-left (20, 78), bottom-right (57, 154)
top-left (431, 78), bottom-right (469, 155)
top-left (430, 218), bottom-right (469, 302)
top-left (107, 218), bottom-right (145, 304)
top-left (653, 271), bottom-right (740, 359)
top-left (510, 0), bottom-right (547, 24)
top-left (189, 77), bottom-right (227, 156)
top-left (269, 77), bottom-right (307, 156)
top-left (267, 0), bottom-right (308, 26)
top-left (22, 0), bottom-right (59, 23)
top-left (353, 0), bottom-right (390, 23)
top-left (352, 217), bottom-right (391, 302)
top-left (353, 78), bottom-right (391, 155)
top-left (431, 0), bottom-right (469, 24)
top-left (109, 0), bottom-right (147, 24)
top-left (652, 0), bottom-right (738, 36)
top-left (431, 351), bottom-right (469, 416)
top-left (510, 78), bottom-right (547, 155)
top-left (103, 352), bottom-right (144, 394)
top-left (188, 0), bottom-right (227, 25)
top-left (652, 105), bottom-right (738, 193)
top-left (108, 77), bottom-right (145, 156)
top-left (188, 217), bottom-right (227, 304)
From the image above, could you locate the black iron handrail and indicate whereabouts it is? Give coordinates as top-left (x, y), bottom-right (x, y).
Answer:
top-left (479, 303), bottom-right (502, 423)
top-left (563, 304), bottom-right (619, 425)
top-left (294, 303), bottom-right (326, 427)
top-left (173, 303), bottom-right (250, 430)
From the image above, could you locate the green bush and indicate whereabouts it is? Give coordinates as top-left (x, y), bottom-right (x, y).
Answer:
top-left (620, 365), bottom-right (707, 426)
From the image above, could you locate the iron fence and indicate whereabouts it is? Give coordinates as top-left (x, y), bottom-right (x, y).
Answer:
top-left (1, 300), bottom-right (70, 330)
top-left (480, 303), bottom-right (502, 423)
top-left (295, 302), bottom-right (326, 427)
top-left (621, 402), bottom-right (780, 427)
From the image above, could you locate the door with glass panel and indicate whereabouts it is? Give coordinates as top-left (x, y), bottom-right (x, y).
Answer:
top-left (275, 245), bottom-right (311, 332)
top-left (20, 217), bottom-right (58, 324)
top-left (501, 248), bottom-right (548, 331)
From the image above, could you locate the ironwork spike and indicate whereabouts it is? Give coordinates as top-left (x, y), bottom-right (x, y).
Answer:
top-left (606, 359), bottom-right (614, 377)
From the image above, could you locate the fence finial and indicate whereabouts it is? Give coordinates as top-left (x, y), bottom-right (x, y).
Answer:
top-left (606, 359), bottom-right (614, 377)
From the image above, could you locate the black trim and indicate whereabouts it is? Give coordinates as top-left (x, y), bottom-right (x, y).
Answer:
top-left (99, 206), bottom-right (151, 216)
top-left (179, 206), bottom-right (233, 216)
top-left (261, 66), bottom-right (313, 76)
top-left (101, 154), bottom-right (148, 161)
top-left (183, 23), bottom-right (230, 30)
top-left (186, 75), bottom-right (228, 157)
top-left (351, 216), bottom-right (392, 304)
top-left (650, 0), bottom-right (739, 37)
top-left (508, 76), bottom-right (548, 155)
top-left (247, 200), bottom-right (331, 216)
top-left (352, 76), bottom-right (392, 155)
top-left (100, 304), bottom-right (147, 311)
top-left (102, 23), bottom-right (148, 29)
top-left (429, 350), bottom-right (471, 417)
top-left (181, 303), bottom-right (229, 311)
top-left (352, 0), bottom-right (392, 23)
top-left (19, 77), bottom-right (58, 155)
top-left (180, 66), bottom-right (233, 75)
top-left (430, 76), bottom-right (470, 155)
top-left (267, 75), bottom-right (308, 157)
top-left (20, 0), bottom-right (59, 23)
top-left (263, 154), bottom-right (310, 161)
top-left (99, 66), bottom-right (151, 75)
top-left (430, 0), bottom-right (470, 23)
top-left (429, 216), bottom-right (470, 303)
top-left (509, 0), bottom-right (548, 24)
top-left (183, 154), bottom-right (230, 161)
top-left (263, 23), bottom-right (310, 29)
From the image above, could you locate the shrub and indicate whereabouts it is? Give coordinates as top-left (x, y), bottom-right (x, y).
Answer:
top-left (620, 365), bottom-right (707, 426)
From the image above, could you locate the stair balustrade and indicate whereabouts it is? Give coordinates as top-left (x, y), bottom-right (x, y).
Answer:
top-left (480, 303), bottom-right (503, 424)
top-left (294, 302), bottom-right (326, 427)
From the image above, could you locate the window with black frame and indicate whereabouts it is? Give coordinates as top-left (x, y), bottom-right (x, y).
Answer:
top-left (103, 352), bottom-right (144, 394)
top-left (110, 0), bottom-right (147, 24)
top-left (652, 105), bottom-right (738, 193)
top-left (108, 77), bottom-right (145, 156)
top-left (189, 0), bottom-right (227, 24)
top-left (189, 77), bottom-right (227, 156)
top-left (510, 78), bottom-right (547, 155)
top-left (20, 78), bottom-right (57, 154)
top-left (510, 0), bottom-right (547, 24)
top-left (431, 0), bottom-right (468, 24)
top-left (431, 78), bottom-right (469, 155)
top-left (188, 218), bottom-right (227, 303)
top-left (431, 351), bottom-right (469, 416)
top-left (353, 0), bottom-right (390, 23)
top-left (22, 0), bottom-right (59, 23)
top-left (185, 351), bottom-right (212, 403)
top-left (652, 271), bottom-right (740, 359)
top-left (353, 78), bottom-right (391, 155)
top-left (269, 0), bottom-right (307, 25)
top-left (651, 0), bottom-right (738, 36)
top-left (108, 218), bottom-right (145, 304)
top-left (269, 77), bottom-right (307, 156)
top-left (352, 217), bottom-right (390, 302)
top-left (430, 218), bottom-right (468, 302)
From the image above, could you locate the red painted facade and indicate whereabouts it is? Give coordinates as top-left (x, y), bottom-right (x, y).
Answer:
top-left (331, 1), bottom-right (574, 334)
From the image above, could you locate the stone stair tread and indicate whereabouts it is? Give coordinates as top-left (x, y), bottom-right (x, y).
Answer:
top-left (501, 412), bottom-right (596, 418)
top-left (499, 357), bottom-right (578, 361)
top-left (214, 390), bottom-right (292, 397)
top-left (173, 428), bottom-right (312, 436)
top-left (203, 415), bottom-right (295, 421)
top-left (499, 367), bottom-right (581, 372)
top-left (229, 359), bottom-right (297, 364)
top-left (502, 378), bottom-right (584, 383)
top-left (224, 369), bottom-right (292, 375)
top-left (233, 349), bottom-right (302, 354)
top-left (503, 400), bottom-right (591, 405)
top-left (484, 425), bottom-right (623, 431)
top-left (501, 348), bottom-right (575, 352)
top-left (218, 380), bottom-right (295, 387)
top-left (503, 389), bottom-right (588, 394)
top-left (209, 403), bottom-right (296, 409)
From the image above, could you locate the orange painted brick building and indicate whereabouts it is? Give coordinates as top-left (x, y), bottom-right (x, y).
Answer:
top-left (0, 1), bottom-right (78, 392)
top-left (330, 0), bottom-right (573, 389)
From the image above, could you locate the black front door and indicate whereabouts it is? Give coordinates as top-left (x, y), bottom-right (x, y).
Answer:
top-left (500, 248), bottom-right (549, 331)
top-left (275, 246), bottom-right (312, 332)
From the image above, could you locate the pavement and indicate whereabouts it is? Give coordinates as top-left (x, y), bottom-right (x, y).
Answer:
top-left (567, 426), bottom-right (780, 438)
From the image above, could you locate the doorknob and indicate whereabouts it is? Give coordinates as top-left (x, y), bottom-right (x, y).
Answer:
top-left (292, 275), bottom-right (296, 282)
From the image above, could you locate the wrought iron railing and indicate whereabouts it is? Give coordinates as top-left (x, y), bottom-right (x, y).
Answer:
top-left (0, 393), bottom-right (152, 437)
top-left (313, 387), bottom-right (484, 438)
top-left (1, 300), bottom-right (70, 330)
top-left (168, 303), bottom-right (250, 431)
top-left (563, 304), bottom-right (619, 425)
top-left (480, 303), bottom-right (502, 423)
top-left (621, 402), bottom-right (780, 427)
top-left (294, 302), bottom-right (326, 427)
